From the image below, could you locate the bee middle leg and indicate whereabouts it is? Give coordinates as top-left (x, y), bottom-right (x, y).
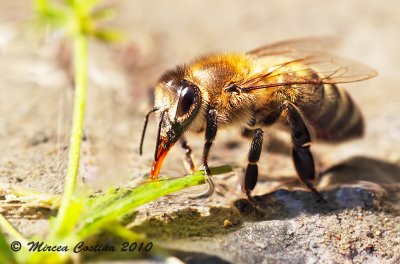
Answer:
top-left (191, 108), bottom-right (218, 199)
top-left (179, 136), bottom-right (197, 174)
top-left (241, 128), bottom-right (264, 206)
top-left (286, 102), bottom-right (326, 203)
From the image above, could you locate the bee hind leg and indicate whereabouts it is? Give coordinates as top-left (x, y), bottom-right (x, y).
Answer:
top-left (286, 102), bottom-right (326, 203)
top-left (242, 128), bottom-right (264, 207)
top-left (180, 137), bottom-right (197, 174)
top-left (190, 109), bottom-right (217, 199)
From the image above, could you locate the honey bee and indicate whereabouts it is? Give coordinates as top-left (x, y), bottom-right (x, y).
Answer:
top-left (139, 37), bottom-right (377, 203)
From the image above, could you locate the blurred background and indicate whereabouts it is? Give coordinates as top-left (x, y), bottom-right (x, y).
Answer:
top-left (0, 0), bottom-right (399, 231)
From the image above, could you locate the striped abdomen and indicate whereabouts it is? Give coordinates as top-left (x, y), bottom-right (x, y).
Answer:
top-left (297, 84), bottom-right (364, 142)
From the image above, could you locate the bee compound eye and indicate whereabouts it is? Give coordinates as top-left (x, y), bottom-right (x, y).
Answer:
top-left (177, 84), bottom-right (196, 117)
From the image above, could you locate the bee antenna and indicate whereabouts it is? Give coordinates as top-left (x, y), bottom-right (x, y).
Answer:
top-left (139, 107), bottom-right (159, 155)
top-left (154, 109), bottom-right (167, 160)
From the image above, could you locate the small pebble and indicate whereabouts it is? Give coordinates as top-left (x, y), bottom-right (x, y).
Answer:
top-left (223, 219), bottom-right (232, 227)
top-left (255, 242), bottom-right (267, 250)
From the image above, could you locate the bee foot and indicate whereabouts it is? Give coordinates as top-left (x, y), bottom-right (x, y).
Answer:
top-left (245, 191), bottom-right (263, 209)
top-left (189, 176), bottom-right (215, 199)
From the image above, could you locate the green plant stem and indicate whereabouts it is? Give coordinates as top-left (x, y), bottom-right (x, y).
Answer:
top-left (53, 33), bottom-right (88, 237)
top-left (0, 214), bottom-right (27, 243)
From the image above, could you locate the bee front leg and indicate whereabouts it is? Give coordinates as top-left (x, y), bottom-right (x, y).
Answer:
top-left (191, 109), bottom-right (218, 199)
top-left (179, 136), bottom-right (197, 174)
top-left (286, 102), bottom-right (326, 203)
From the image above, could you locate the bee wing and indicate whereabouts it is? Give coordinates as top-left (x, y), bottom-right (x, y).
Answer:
top-left (247, 36), bottom-right (342, 58)
top-left (240, 43), bottom-right (377, 91)
top-left (303, 52), bottom-right (377, 83)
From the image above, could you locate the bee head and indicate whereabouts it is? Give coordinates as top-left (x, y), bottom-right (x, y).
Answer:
top-left (149, 71), bottom-right (202, 178)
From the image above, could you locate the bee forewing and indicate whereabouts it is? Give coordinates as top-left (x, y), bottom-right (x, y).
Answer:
top-left (240, 53), bottom-right (377, 91)
top-left (247, 36), bottom-right (342, 58)
top-left (302, 53), bottom-right (378, 83)
top-left (244, 37), bottom-right (377, 88)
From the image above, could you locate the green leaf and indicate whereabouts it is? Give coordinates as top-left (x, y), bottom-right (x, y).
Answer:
top-left (93, 28), bottom-right (124, 42)
top-left (105, 223), bottom-right (146, 241)
top-left (76, 166), bottom-right (232, 239)
top-left (50, 197), bottom-right (83, 239)
top-left (0, 232), bottom-right (16, 264)
top-left (91, 7), bottom-right (116, 21)
top-left (34, 0), bottom-right (70, 29)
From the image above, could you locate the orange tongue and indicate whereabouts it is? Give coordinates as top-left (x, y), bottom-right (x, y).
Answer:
top-left (150, 147), bottom-right (169, 180)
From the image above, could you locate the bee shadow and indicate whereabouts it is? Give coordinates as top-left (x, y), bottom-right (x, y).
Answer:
top-left (233, 156), bottom-right (400, 221)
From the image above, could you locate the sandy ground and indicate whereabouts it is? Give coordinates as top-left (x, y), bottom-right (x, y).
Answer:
top-left (1, 0), bottom-right (400, 263)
